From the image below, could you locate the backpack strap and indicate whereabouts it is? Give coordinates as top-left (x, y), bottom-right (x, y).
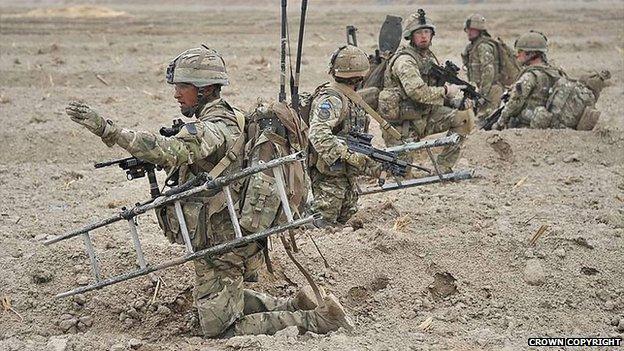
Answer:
top-left (206, 109), bottom-right (246, 179)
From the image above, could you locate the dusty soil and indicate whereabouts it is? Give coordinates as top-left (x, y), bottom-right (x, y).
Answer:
top-left (1, 1), bottom-right (623, 350)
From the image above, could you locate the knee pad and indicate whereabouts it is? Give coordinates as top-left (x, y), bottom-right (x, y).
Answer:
top-left (452, 109), bottom-right (475, 135)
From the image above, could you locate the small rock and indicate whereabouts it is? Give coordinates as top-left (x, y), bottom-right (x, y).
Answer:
top-left (554, 248), bottom-right (566, 258)
top-left (605, 300), bottom-right (615, 311)
top-left (34, 234), bottom-right (48, 241)
top-left (110, 343), bottom-right (125, 351)
top-left (47, 336), bottom-right (68, 351)
top-left (128, 338), bottom-right (143, 349)
top-left (618, 318), bottom-right (624, 332)
top-left (610, 317), bottom-right (620, 326)
top-left (79, 316), bottom-right (93, 327)
top-left (127, 307), bottom-right (140, 319)
top-left (133, 299), bottom-right (146, 310)
top-left (523, 259), bottom-right (546, 286)
top-left (156, 305), bottom-right (171, 316)
top-left (544, 156), bottom-right (555, 165)
top-left (274, 326), bottom-right (299, 339)
top-left (73, 295), bottom-right (86, 306)
top-left (58, 318), bottom-right (77, 332)
top-left (31, 269), bottom-right (54, 284)
top-left (76, 276), bottom-right (90, 286)
top-left (225, 335), bottom-right (262, 349)
top-left (563, 153), bottom-right (579, 163)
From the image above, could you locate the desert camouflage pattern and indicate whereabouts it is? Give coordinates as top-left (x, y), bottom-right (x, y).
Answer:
top-left (379, 45), bottom-right (472, 171)
top-left (462, 35), bottom-right (504, 118)
top-left (498, 64), bottom-right (561, 128)
top-left (308, 84), bottom-right (371, 224)
top-left (89, 96), bottom-right (343, 336)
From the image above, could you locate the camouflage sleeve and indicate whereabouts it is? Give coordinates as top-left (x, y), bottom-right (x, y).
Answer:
top-left (108, 121), bottom-right (230, 168)
top-left (308, 94), bottom-right (348, 167)
top-left (476, 42), bottom-right (497, 95)
top-left (392, 54), bottom-right (445, 106)
top-left (499, 72), bottom-right (537, 125)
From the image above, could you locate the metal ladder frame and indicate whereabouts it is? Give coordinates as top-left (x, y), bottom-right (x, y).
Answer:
top-left (45, 153), bottom-right (314, 299)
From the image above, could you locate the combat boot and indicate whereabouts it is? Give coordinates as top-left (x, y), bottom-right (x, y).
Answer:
top-left (311, 293), bottom-right (354, 333)
top-left (291, 285), bottom-right (323, 311)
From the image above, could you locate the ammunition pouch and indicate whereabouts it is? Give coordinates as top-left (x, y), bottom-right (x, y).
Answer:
top-left (378, 87), bottom-right (402, 121)
top-left (155, 199), bottom-right (208, 250)
top-left (239, 172), bottom-right (281, 233)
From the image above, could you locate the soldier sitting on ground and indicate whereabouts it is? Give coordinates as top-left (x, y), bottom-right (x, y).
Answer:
top-left (493, 31), bottom-right (609, 131)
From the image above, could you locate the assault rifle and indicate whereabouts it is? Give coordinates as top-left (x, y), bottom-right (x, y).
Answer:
top-left (481, 90), bottom-right (511, 131)
top-left (428, 60), bottom-right (488, 110)
top-left (334, 131), bottom-right (431, 179)
top-left (94, 119), bottom-right (186, 198)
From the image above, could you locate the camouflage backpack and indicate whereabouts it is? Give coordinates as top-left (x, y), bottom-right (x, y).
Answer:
top-left (531, 75), bottom-right (599, 130)
top-left (238, 101), bottom-right (309, 233)
top-left (487, 37), bottom-right (521, 86)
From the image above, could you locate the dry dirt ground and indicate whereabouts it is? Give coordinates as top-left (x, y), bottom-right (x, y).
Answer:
top-left (1, 1), bottom-right (623, 350)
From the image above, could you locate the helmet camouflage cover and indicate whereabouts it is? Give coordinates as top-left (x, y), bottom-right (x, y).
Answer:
top-left (402, 9), bottom-right (436, 39)
top-left (514, 31), bottom-right (548, 53)
top-left (464, 13), bottom-right (487, 31)
top-left (328, 45), bottom-right (370, 78)
top-left (166, 45), bottom-right (229, 87)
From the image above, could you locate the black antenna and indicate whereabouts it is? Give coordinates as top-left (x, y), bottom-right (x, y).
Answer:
top-left (291, 0), bottom-right (308, 112)
top-left (279, 0), bottom-right (287, 102)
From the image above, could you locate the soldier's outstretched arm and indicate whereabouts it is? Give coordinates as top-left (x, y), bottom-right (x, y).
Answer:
top-left (308, 95), bottom-right (348, 167)
top-left (392, 55), bottom-right (445, 106)
top-left (477, 43), bottom-right (497, 95)
top-left (497, 72), bottom-right (537, 127)
top-left (65, 101), bottom-right (226, 168)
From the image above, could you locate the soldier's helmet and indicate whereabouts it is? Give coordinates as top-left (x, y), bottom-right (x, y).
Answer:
top-left (166, 46), bottom-right (229, 87)
top-left (328, 45), bottom-right (370, 78)
top-left (514, 31), bottom-right (548, 53)
top-left (402, 9), bottom-right (436, 39)
top-left (464, 13), bottom-right (487, 31)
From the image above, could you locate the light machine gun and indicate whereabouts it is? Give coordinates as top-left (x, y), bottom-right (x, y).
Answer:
top-left (332, 131), bottom-right (431, 182)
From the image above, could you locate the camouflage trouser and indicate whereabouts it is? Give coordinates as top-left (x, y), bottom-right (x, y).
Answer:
top-left (194, 242), bottom-right (331, 337)
top-left (193, 242), bottom-right (264, 337)
top-left (308, 168), bottom-right (359, 225)
top-left (382, 105), bottom-right (473, 173)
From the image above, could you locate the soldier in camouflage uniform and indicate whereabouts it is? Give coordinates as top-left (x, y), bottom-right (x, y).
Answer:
top-left (308, 45), bottom-right (382, 228)
top-left (493, 31), bottom-right (563, 129)
top-left (65, 46), bottom-right (352, 337)
top-left (461, 14), bottom-right (504, 122)
top-left (378, 10), bottom-right (475, 172)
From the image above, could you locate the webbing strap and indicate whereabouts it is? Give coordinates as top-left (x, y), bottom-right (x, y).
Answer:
top-left (207, 110), bottom-right (246, 179)
top-left (330, 82), bottom-right (402, 140)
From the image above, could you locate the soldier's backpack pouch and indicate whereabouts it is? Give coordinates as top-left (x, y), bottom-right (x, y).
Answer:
top-left (546, 76), bottom-right (597, 129)
top-left (155, 201), bottom-right (208, 250)
top-left (378, 87), bottom-right (402, 121)
top-left (493, 37), bottom-right (521, 86)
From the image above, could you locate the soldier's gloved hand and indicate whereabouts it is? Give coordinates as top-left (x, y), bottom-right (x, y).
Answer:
top-left (445, 84), bottom-right (465, 98)
top-left (343, 151), bottom-right (367, 169)
top-left (65, 101), bottom-right (107, 136)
